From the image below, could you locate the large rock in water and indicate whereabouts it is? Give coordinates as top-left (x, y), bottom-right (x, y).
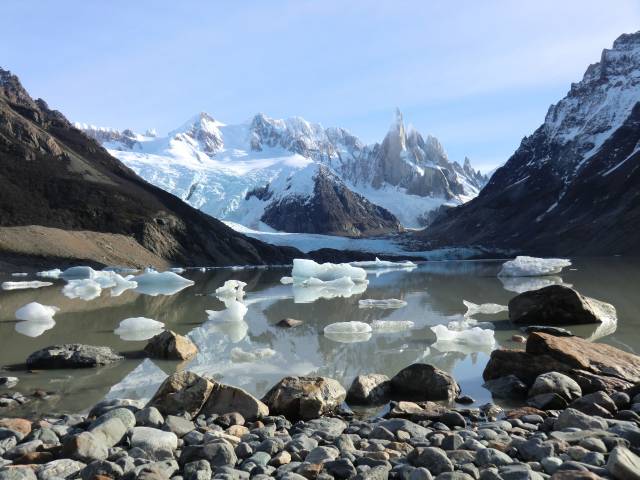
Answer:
top-left (146, 371), bottom-right (213, 417)
top-left (346, 374), bottom-right (391, 405)
top-left (144, 331), bottom-right (198, 361)
top-left (483, 332), bottom-right (640, 394)
top-left (261, 376), bottom-right (346, 420)
top-left (509, 285), bottom-right (616, 325)
top-left (200, 382), bottom-right (268, 420)
top-left (26, 344), bottom-right (123, 369)
top-left (390, 364), bottom-right (460, 402)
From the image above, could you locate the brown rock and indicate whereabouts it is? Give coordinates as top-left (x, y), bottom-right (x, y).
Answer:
top-left (0, 418), bottom-right (32, 438)
top-left (13, 451), bottom-right (54, 464)
top-left (505, 406), bottom-right (547, 419)
top-left (387, 401), bottom-right (449, 421)
top-left (200, 382), bottom-right (268, 420)
top-left (509, 285), bottom-right (616, 325)
top-left (262, 376), bottom-right (346, 420)
top-left (144, 330), bottom-right (198, 361)
top-left (270, 450), bottom-right (292, 467)
top-left (346, 374), bottom-right (390, 405)
top-left (147, 371), bottom-right (213, 417)
top-left (277, 318), bottom-right (303, 328)
top-left (511, 335), bottom-right (527, 343)
top-left (226, 425), bottom-right (249, 438)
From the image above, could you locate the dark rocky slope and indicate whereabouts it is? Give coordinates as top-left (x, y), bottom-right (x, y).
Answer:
top-left (0, 68), bottom-right (298, 267)
top-left (420, 32), bottom-right (640, 256)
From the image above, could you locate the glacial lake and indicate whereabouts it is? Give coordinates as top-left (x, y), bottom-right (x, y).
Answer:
top-left (0, 257), bottom-right (639, 417)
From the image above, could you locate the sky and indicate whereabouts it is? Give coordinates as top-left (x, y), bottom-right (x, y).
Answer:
top-left (1, 1), bottom-right (639, 171)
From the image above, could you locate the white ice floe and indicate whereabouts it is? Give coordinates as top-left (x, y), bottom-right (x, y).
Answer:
top-left (463, 300), bottom-right (507, 317)
top-left (2, 281), bottom-right (53, 290)
top-left (110, 274), bottom-right (138, 297)
top-left (280, 276), bottom-right (294, 285)
top-left (170, 267), bottom-right (186, 273)
top-left (62, 279), bottom-right (103, 301)
top-left (350, 257), bottom-right (417, 269)
top-left (15, 318), bottom-right (56, 338)
top-left (371, 320), bottom-right (415, 332)
top-left (215, 280), bottom-right (247, 300)
top-left (431, 324), bottom-right (496, 346)
top-left (11, 273), bottom-right (28, 277)
top-left (359, 298), bottom-right (407, 309)
top-left (323, 321), bottom-right (372, 343)
top-left (498, 256), bottom-right (572, 277)
top-left (114, 317), bottom-right (165, 341)
top-left (15, 302), bottom-right (59, 322)
top-left (230, 347), bottom-right (276, 363)
top-left (133, 271), bottom-right (194, 296)
top-left (206, 297), bottom-right (248, 323)
top-left (37, 269), bottom-right (62, 279)
top-left (60, 266), bottom-right (96, 280)
top-left (292, 259), bottom-right (367, 284)
top-left (499, 276), bottom-right (571, 294)
top-left (292, 277), bottom-right (368, 303)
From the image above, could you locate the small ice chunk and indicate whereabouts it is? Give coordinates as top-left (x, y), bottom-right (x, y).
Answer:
top-left (11, 272), bottom-right (28, 277)
top-left (292, 259), bottom-right (367, 283)
top-left (280, 276), bottom-right (293, 284)
top-left (63, 279), bottom-right (102, 301)
top-left (215, 280), bottom-right (247, 300)
top-left (359, 299), bottom-right (407, 309)
top-left (16, 302), bottom-right (59, 322)
top-left (170, 267), bottom-right (185, 273)
top-left (463, 300), bottom-right (507, 317)
top-left (133, 271), bottom-right (194, 296)
top-left (60, 266), bottom-right (96, 280)
top-left (2, 281), bottom-right (53, 290)
top-left (230, 347), bottom-right (276, 363)
top-left (499, 276), bottom-right (571, 294)
top-left (37, 269), bottom-right (62, 279)
top-left (206, 298), bottom-right (248, 323)
top-left (110, 274), bottom-right (138, 297)
top-left (324, 321), bottom-right (372, 343)
top-left (371, 320), bottom-right (414, 332)
top-left (498, 256), bottom-right (572, 277)
top-left (114, 317), bottom-right (165, 341)
top-left (350, 257), bottom-right (417, 269)
top-left (15, 318), bottom-right (56, 338)
top-left (431, 324), bottom-right (496, 346)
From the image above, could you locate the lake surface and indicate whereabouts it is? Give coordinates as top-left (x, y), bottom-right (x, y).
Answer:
top-left (1, 257), bottom-right (639, 417)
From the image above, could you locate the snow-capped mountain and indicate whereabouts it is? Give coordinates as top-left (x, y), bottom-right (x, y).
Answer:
top-left (79, 110), bottom-right (486, 237)
top-left (423, 31), bottom-right (640, 255)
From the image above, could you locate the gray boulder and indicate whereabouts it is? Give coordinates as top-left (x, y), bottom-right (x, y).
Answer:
top-left (147, 371), bottom-right (214, 417)
top-left (144, 330), bottom-right (198, 361)
top-left (554, 408), bottom-right (608, 431)
top-left (201, 382), bottom-right (268, 420)
top-left (346, 374), bottom-right (391, 405)
top-left (528, 372), bottom-right (582, 403)
top-left (261, 376), bottom-right (346, 420)
top-left (390, 364), bottom-right (460, 401)
top-left (26, 344), bottom-right (123, 368)
top-left (607, 446), bottom-right (640, 480)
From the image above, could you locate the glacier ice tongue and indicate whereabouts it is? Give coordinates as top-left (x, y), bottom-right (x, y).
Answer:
top-left (230, 347), bottom-right (276, 363)
top-left (62, 279), bottom-right (102, 301)
top-left (463, 300), bottom-right (507, 317)
top-left (114, 317), bottom-right (165, 341)
top-left (359, 298), bottom-right (407, 309)
top-left (430, 324), bottom-right (496, 347)
top-left (350, 257), bottom-right (417, 269)
top-left (15, 302), bottom-right (59, 322)
top-left (133, 271), bottom-right (194, 296)
top-left (324, 321), bottom-right (372, 343)
top-left (215, 280), bottom-right (247, 301)
top-left (2, 281), bottom-right (53, 290)
top-left (292, 258), bottom-right (367, 283)
top-left (498, 256), bottom-right (572, 277)
top-left (371, 320), bottom-right (414, 332)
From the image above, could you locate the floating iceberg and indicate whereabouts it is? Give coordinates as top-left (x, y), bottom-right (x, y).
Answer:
top-left (292, 277), bottom-right (368, 303)
top-left (16, 302), bottom-right (59, 322)
top-left (37, 268), bottom-right (62, 279)
top-left (15, 318), bottom-right (56, 338)
top-left (350, 257), bottom-right (417, 269)
top-left (114, 317), bottom-right (165, 341)
top-left (206, 297), bottom-right (248, 323)
top-left (2, 281), bottom-right (53, 290)
top-left (63, 279), bottom-right (102, 301)
top-left (133, 271), bottom-right (194, 296)
top-left (109, 274), bottom-right (138, 297)
top-left (292, 259), bottom-right (367, 284)
top-left (431, 324), bottom-right (496, 346)
top-left (170, 267), bottom-right (186, 273)
top-left (215, 280), bottom-right (247, 300)
top-left (359, 298), bottom-right (407, 309)
top-left (463, 300), bottom-right (507, 317)
top-left (280, 276), bottom-right (294, 285)
top-left (499, 275), bottom-right (571, 294)
top-left (230, 347), bottom-right (276, 363)
top-left (498, 256), bottom-right (572, 277)
top-left (60, 266), bottom-right (97, 280)
top-left (371, 320), bottom-right (415, 332)
top-left (11, 272), bottom-right (28, 277)
top-left (323, 321), bottom-right (372, 343)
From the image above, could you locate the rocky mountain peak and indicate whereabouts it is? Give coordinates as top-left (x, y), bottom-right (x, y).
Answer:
top-left (0, 68), bottom-right (35, 108)
top-left (171, 112), bottom-right (224, 155)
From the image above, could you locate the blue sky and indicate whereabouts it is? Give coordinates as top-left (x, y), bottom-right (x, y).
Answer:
top-left (2, 1), bottom-right (639, 171)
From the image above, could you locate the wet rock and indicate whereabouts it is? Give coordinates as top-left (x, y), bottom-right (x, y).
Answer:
top-left (508, 285), bottom-right (615, 325)
top-left (390, 364), bottom-right (460, 402)
top-left (147, 371), bottom-right (214, 417)
top-left (521, 326), bottom-right (574, 337)
top-left (277, 318), bottom-right (303, 328)
top-left (261, 376), bottom-right (346, 420)
top-left (483, 375), bottom-right (528, 399)
top-left (144, 330), bottom-right (198, 361)
top-left (26, 344), bottom-right (123, 368)
top-left (606, 446), bottom-right (640, 480)
top-left (201, 382), bottom-right (268, 420)
top-left (347, 374), bottom-right (391, 405)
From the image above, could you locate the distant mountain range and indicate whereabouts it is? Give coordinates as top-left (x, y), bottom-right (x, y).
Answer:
top-left (421, 31), bottom-right (640, 256)
top-left (80, 110), bottom-right (486, 237)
